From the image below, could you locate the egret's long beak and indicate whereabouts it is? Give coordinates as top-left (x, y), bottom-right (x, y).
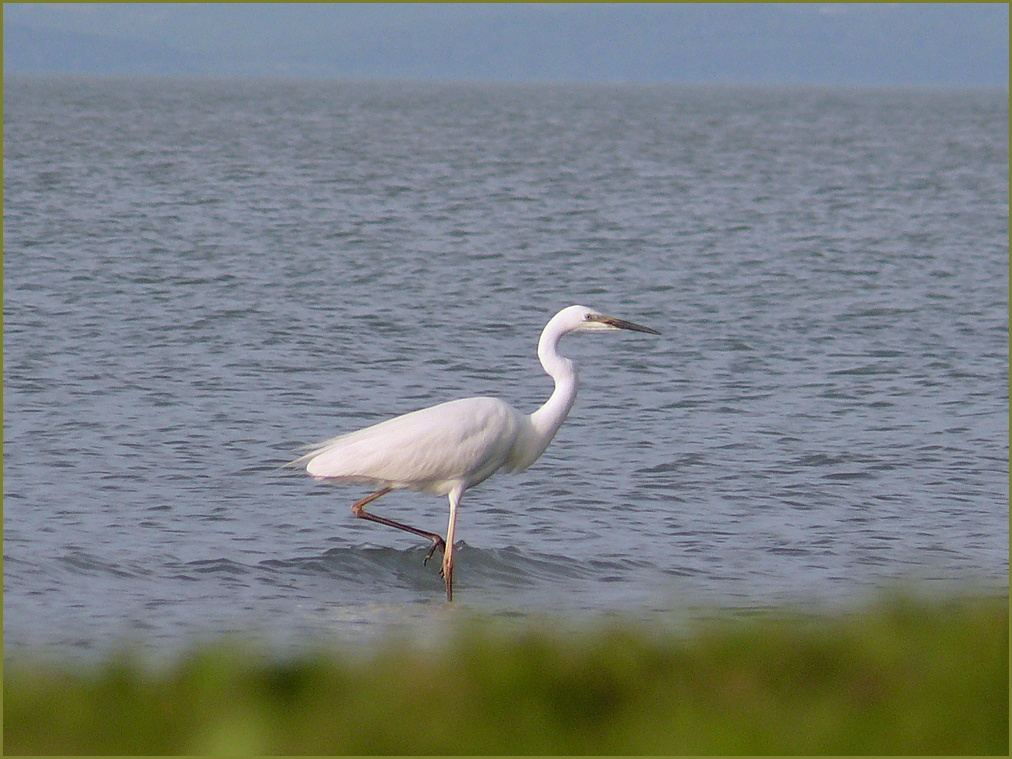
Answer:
top-left (591, 315), bottom-right (661, 334)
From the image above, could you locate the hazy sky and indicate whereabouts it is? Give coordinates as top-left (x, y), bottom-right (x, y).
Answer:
top-left (4, 3), bottom-right (1008, 85)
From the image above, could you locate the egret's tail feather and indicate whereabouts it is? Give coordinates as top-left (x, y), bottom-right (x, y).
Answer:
top-left (276, 432), bottom-right (350, 472)
top-left (275, 446), bottom-right (326, 472)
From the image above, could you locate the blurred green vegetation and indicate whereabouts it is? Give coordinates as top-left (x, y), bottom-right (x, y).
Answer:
top-left (4, 593), bottom-right (1007, 755)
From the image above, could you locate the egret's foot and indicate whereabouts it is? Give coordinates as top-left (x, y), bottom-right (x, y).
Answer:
top-left (423, 536), bottom-right (446, 566)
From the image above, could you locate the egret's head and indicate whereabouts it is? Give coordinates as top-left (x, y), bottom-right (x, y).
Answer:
top-left (564, 305), bottom-right (661, 335)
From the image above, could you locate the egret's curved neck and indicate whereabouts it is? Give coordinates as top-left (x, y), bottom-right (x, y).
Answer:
top-left (529, 317), bottom-right (579, 455)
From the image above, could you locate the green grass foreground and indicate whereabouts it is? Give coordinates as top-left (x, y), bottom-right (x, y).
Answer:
top-left (4, 594), bottom-right (1007, 755)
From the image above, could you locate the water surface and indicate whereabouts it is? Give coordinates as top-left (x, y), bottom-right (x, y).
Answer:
top-left (4, 76), bottom-right (1008, 659)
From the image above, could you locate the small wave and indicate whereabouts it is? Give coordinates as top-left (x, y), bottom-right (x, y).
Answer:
top-left (56, 549), bottom-right (153, 579)
top-left (174, 557), bottom-right (251, 579)
top-left (44, 543), bottom-right (670, 609)
top-left (255, 543), bottom-right (642, 592)
top-left (261, 545), bottom-right (442, 592)
top-left (458, 545), bottom-right (596, 586)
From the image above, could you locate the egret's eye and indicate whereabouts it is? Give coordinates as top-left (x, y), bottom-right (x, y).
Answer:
top-left (584, 312), bottom-right (593, 320)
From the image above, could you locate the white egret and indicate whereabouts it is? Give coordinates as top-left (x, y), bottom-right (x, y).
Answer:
top-left (290, 305), bottom-right (660, 601)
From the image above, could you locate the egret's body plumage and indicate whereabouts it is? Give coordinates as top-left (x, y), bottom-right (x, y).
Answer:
top-left (302, 396), bottom-right (528, 494)
top-left (292, 305), bottom-right (659, 601)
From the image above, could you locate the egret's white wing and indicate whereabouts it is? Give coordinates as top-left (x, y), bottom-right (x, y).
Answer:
top-left (299, 397), bottom-right (522, 494)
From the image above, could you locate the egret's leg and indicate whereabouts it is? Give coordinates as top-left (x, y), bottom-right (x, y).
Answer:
top-left (350, 488), bottom-right (446, 561)
top-left (441, 487), bottom-right (463, 602)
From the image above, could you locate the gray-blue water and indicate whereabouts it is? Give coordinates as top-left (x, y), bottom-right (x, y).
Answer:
top-left (4, 76), bottom-right (1008, 660)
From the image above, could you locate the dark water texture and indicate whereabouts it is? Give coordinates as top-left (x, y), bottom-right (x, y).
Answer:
top-left (4, 76), bottom-right (1008, 659)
